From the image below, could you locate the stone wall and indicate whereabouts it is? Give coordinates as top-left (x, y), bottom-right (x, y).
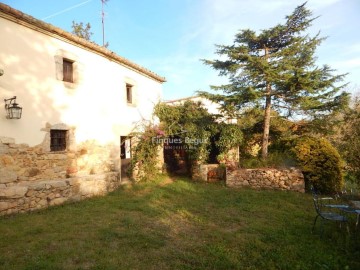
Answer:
top-left (192, 164), bottom-right (226, 182)
top-left (226, 167), bottom-right (305, 192)
top-left (0, 136), bottom-right (122, 216)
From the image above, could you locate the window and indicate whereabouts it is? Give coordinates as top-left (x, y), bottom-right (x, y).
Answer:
top-left (126, 84), bottom-right (133, 104)
top-left (63, 59), bottom-right (74, 82)
top-left (50, 130), bottom-right (67, 152)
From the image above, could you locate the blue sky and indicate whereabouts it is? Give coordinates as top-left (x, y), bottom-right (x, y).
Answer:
top-left (2, 0), bottom-right (360, 100)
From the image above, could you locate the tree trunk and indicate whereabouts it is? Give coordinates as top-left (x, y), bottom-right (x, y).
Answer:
top-left (262, 89), bottom-right (271, 159)
top-left (261, 47), bottom-right (271, 159)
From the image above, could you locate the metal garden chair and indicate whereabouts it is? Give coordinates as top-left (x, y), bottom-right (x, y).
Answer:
top-left (311, 185), bottom-right (359, 228)
top-left (312, 193), bottom-right (349, 235)
top-left (310, 185), bottom-right (349, 210)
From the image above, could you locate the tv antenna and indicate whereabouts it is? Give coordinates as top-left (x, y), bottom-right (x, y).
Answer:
top-left (101, 0), bottom-right (109, 47)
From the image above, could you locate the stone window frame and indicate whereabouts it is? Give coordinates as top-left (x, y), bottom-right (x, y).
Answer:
top-left (54, 49), bottom-right (82, 89)
top-left (124, 77), bottom-right (137, 107)
top-left (41, 123), bottom-right (76, 152)
top-left (50, 129), bottom-right (67, 152)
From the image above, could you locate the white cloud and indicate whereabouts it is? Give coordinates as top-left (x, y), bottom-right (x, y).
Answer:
top-left (332, 57), bottom-right (360, 69)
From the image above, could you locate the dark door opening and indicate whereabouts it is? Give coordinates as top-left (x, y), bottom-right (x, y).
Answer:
top-left (120, 136), bottom-right (131, 179)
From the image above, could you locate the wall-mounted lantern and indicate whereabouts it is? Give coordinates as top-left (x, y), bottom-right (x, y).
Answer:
top-left (4, 96), bottom-right (22, 119)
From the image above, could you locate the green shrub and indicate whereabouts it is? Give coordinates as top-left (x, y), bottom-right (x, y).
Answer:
top-left (129, 125), bottom-right (163, 181)
top-left (292, 136), bottom-right (344, 194)
top-left (240, 151), bottom-right (296, 169)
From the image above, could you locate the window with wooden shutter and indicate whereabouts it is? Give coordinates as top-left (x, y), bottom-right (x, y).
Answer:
top-left (63, 59), bottom-right (73, 82)
top-left (126, 84), bottom-right (133, 104)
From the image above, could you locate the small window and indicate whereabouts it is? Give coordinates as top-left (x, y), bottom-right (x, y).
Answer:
top-left (63, 59), bottom-right (74, 82)
top-left (126, 84), bottom-right (133, 104)
top-left (50, 130), bottom-right (67, 152)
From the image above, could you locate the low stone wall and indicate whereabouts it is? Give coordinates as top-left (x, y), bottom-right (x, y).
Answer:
top-left (0, 173), bottom-right (119, 215)
top-left (0, 136), bottom-right (122, 216)
top-left (226, 167), bottom-right (304, 192)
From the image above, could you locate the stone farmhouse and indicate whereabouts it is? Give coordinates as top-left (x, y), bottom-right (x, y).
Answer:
top-left (0, 3), bottom-right (166, 215)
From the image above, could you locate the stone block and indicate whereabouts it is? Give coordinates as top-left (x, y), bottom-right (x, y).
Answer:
top-left (31, 183), bottom-right (46, 191)
top-left (0, 145), bottom-right (9, 154)
top-left (38, 199), bottom-right (48, 207)
top-left (0, 137), bottom-right (15, 144)
top-left (8, 143), bottom-right (29, 149)
top-left (0, 155), bottom-right (15, 166)
top-left (0, 202), bottom-right (11, 211)
top-left (26, 189), bottom-right (35, 197)
top-left (48, 180), bottom-right (68, 188)
top-left (0, 186), bottom-right (28, 199)
top-left (242, 180), bottom-right (250, 186)
top-left (0, 169), bottom-right (17, 183)
top-left (48, 154), bottom-right (68, 160)
top-left (49, 197), bottom-right (67, 206)
top-left (25, 168), bottom-right (41, 177)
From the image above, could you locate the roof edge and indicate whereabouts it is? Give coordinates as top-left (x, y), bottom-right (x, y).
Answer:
top-left (164, 95), bottom-right (200, 103)
top-left (0, 3), bottom-right (166, 83)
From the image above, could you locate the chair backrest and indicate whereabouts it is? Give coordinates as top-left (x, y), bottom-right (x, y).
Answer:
top-left (313, 196), bottom-right (322, 215)
top-left (311, 185), bottom-right (322, 214)
top-left (310, 185), bottom-right (317, 197)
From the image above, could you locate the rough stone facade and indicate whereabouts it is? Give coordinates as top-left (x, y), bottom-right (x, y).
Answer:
top-left (226, 167), bottom-right (305, 192)
top-left (192, 164), bottom-right (226, 182)
top-left (0, 136), bottom-right (121, 216)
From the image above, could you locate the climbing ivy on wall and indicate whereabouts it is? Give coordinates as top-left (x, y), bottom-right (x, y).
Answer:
top-left (128, 123), bottom-right (163, 181)
top-left (128, 100), bottom-right (244, 180)
top-left (154, 101), bottom-right (215, 166)
top-left (155, 101), bottom-right (243, 168)
top-left (216, 123), bottom-right (243, 164)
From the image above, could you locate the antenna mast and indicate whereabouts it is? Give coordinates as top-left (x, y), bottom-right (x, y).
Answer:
top-left (101, 0), bottom-right (108, 46)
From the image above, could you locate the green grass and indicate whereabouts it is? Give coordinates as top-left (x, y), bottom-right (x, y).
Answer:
top-left (1, 176), bottom-right (359, 270)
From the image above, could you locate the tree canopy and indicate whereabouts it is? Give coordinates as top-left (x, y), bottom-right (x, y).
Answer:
top-left (199, 2), bottom-right (349, 159)
top-left (71, 21), bottom-right (93, 41)
top-left (337, 95), bottom-right (360, 184)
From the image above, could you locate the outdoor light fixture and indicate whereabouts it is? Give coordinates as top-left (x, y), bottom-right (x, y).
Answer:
top-left (4, 96), bottom-right (22, 119)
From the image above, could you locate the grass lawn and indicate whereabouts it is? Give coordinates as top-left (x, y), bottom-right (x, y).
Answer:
top-left (0, 176), bottom-right (359, 270)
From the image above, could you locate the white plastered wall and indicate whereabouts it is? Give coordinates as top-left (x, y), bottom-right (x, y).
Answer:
top-left (0, 16), bottom-right (163, 147)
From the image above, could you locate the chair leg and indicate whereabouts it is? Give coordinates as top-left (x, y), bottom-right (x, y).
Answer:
top-left (312, 215), bottom-right (319, 233)
top-left (320, 218), bottom-right (324, 237)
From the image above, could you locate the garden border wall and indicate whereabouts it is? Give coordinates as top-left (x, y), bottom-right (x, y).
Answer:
top-left (226, 167), bottom-right (304, 192)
